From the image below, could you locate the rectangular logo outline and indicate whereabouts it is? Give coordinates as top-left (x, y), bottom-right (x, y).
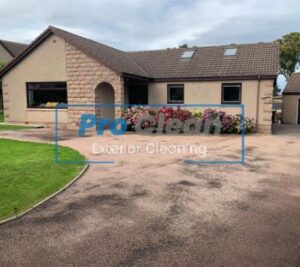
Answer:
top-left (55, 104), bottom-right (245, 165)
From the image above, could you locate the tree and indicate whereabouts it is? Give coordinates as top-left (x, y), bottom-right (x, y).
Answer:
top-left (276, 32), bottom-right (300, 78)
top-left (0, 61), bottom-right (5, 69)
top-left (179, 43), bottom-right (188, 48)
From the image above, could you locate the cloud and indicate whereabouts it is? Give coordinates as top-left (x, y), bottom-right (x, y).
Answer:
top-left (0, 0), bottom-right (299, 50)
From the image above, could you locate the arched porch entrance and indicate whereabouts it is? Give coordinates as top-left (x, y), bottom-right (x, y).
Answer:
top-left (95, 82), bottom-right (115, 123)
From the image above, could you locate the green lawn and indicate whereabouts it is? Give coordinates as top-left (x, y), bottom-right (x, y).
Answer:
top-left (0, 139), bottom-right (85, 220)
top-left (0, 112), bottom-right (33, 131)
top-left (0, 125), bottom-right (33, 131)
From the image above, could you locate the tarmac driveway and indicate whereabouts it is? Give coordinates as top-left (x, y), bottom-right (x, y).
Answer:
top-left (0, 128), bottom-right (300, 266)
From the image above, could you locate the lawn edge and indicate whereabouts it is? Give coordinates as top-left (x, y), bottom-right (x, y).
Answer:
top-left (0, 163), bottom-right (89, 225)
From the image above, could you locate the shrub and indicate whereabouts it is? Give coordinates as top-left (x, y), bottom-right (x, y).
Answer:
top-left (156, 107), bottom-right (193, 126)
top-left (192, 110), bottom-right (202, 118)
top-left (155, 107), bottom-right (193, 132)
top-left (122, 107), bottom-right (255, 134)
top-left (197, 108), bottom-right (255, 134)
top-left (122, 106), bottom-right (156, 131)
top-left (231, 115), bottom-right (255, 134)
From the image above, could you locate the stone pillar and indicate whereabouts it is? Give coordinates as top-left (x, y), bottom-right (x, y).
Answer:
top-left (257, 80), bottom-right (273, 134)
top-left (1, 83), bottom-right (9, 122)
top-left (115, 77), bottom-right (125, 118)
top-left (0, 89), bottom-right (3, 111)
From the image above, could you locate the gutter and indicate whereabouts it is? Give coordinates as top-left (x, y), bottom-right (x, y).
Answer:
top-left (282, 92), bottom-right (300, 95)
top-left (122, 73), bottom-right (152, 81)
top-left (152, 75), bottom-right (277, 83)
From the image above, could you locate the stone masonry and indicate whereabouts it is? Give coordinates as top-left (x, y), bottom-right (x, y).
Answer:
top-left (0, 89), bottom-right (3, 111)
top-left (2, 84), bottom-right (9, 121)
top-left (257, 80), bottom-right (273, 134)
top-left (65, 42), bottom-right (124, 130)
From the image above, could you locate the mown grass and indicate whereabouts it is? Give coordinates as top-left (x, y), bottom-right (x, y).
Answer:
top-left (0, 139), bottom-right (85, 220)
top-left (0, 112), bottom-right (33, 131)
top-left (0, 125), bottom-right (33, 131)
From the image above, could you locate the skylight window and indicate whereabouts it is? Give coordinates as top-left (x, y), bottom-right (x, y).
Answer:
top-left (224, 48), bottom-right (237, 56)
top-left (181, 50), bottom-right (195, 59)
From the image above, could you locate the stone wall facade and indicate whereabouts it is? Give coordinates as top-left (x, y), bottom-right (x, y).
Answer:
top-left (2, 84), bottom-right (9, 121)
top-left (257, 80), bottom-right (274, 134)
top-left (0, 88), bottom-right (3, 111)
top-left (65, 42), bottom-right (124, 130)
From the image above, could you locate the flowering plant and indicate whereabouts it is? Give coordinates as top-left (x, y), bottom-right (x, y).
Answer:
top-left (122, 107), bottom-right (255, 134)
top-left (122, 106), bottom-right (156, 130)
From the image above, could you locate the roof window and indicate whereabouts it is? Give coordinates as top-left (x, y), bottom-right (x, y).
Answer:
top-left (224, 48), bottom-right (237, 56)
top-left (181, 50), bottom-right (195, 59)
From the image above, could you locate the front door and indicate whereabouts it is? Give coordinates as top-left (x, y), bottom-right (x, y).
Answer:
top-left (298, 100), bottom-right (300, 124)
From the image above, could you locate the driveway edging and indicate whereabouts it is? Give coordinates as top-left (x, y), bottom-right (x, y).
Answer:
top-left (0, 164), bottom-right (89, 226)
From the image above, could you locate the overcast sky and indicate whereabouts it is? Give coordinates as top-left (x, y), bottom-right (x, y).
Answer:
top-left (0, 0), bottom-right (299, 51)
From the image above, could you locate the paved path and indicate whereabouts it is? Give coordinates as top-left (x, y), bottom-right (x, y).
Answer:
top-left (0, 129), bottom-right (300, 266)
top-left (272, 124), bottom-right (300, 136)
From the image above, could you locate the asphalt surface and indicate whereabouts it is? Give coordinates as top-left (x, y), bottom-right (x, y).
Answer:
top-left (0, 128), bottom-right (299, 266)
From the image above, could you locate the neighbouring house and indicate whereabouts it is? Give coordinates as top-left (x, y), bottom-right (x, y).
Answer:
top-left (282, 73), bottom-right (300, 125)
top-left (0, 39), bottom-right (28, 63)
top-left (0, 26), bottom-right (279, 133)
top-left (272, 96), bottom-right (283, 123)
top-left (0, 39), bottom-right (27, 111)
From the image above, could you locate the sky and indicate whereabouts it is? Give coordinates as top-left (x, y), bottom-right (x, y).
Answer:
top-left (0, 0), bottom-right (299, 51)
top-left (0, 0), bottom-right (299, 89)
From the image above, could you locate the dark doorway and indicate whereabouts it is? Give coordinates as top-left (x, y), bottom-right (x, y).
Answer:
top-left (129, 86), bottom-right (148, 105)
top-left (124, 77), bottom-right (149, 105)
top-left (298, 100), bottom-right (300, 125)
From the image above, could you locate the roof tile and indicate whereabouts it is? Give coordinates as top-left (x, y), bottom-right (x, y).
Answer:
top-left (0, 39), bottom-right (27, 57)
top-left (129, 43), bottom-right (280, 79)
top-left (0, 26), bottom-right (280, 80)
top-left (50, 27), bottom-right (150, 78)
top-left (283, 73), bottom-right (300, 93)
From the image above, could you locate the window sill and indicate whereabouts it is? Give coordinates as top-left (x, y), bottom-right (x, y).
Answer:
top-left (26, 108), bottom-right (68, 111)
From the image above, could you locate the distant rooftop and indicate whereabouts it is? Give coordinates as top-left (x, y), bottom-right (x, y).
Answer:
top-left (0, 39), bottom-right (28, 57)
top-left (283, 72), bottom-right (300, 94)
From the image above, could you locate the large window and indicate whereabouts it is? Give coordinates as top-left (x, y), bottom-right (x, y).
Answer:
top-left (27, 82), bottom-right (67, 108)
top-left (168, 84), bottom-right (184, 104)
top-left (222, 83), bottom-right (241, 104)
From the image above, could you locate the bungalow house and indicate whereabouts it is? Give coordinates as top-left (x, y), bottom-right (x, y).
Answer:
top-left (282, 73), bottom-right (300, 124)
top-left (0, 39), bottom-right (27, 111)
top-left (0, 26), bottom-right (279, 133)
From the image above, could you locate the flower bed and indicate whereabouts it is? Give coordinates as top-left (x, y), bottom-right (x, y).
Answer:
top-left (122, 106), bottom-right (255, 134)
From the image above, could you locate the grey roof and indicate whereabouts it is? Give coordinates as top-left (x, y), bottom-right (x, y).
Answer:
top-left (129, 43), bottom-right (280, 80)
top-left (0, 39), bottom-right (27, 57)
top-left (0, 26), bottom-right (280, 80)
top-left (283, 73), bottom-right (300, 94)
top-left (50, 27), bottom-right (150, 78)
